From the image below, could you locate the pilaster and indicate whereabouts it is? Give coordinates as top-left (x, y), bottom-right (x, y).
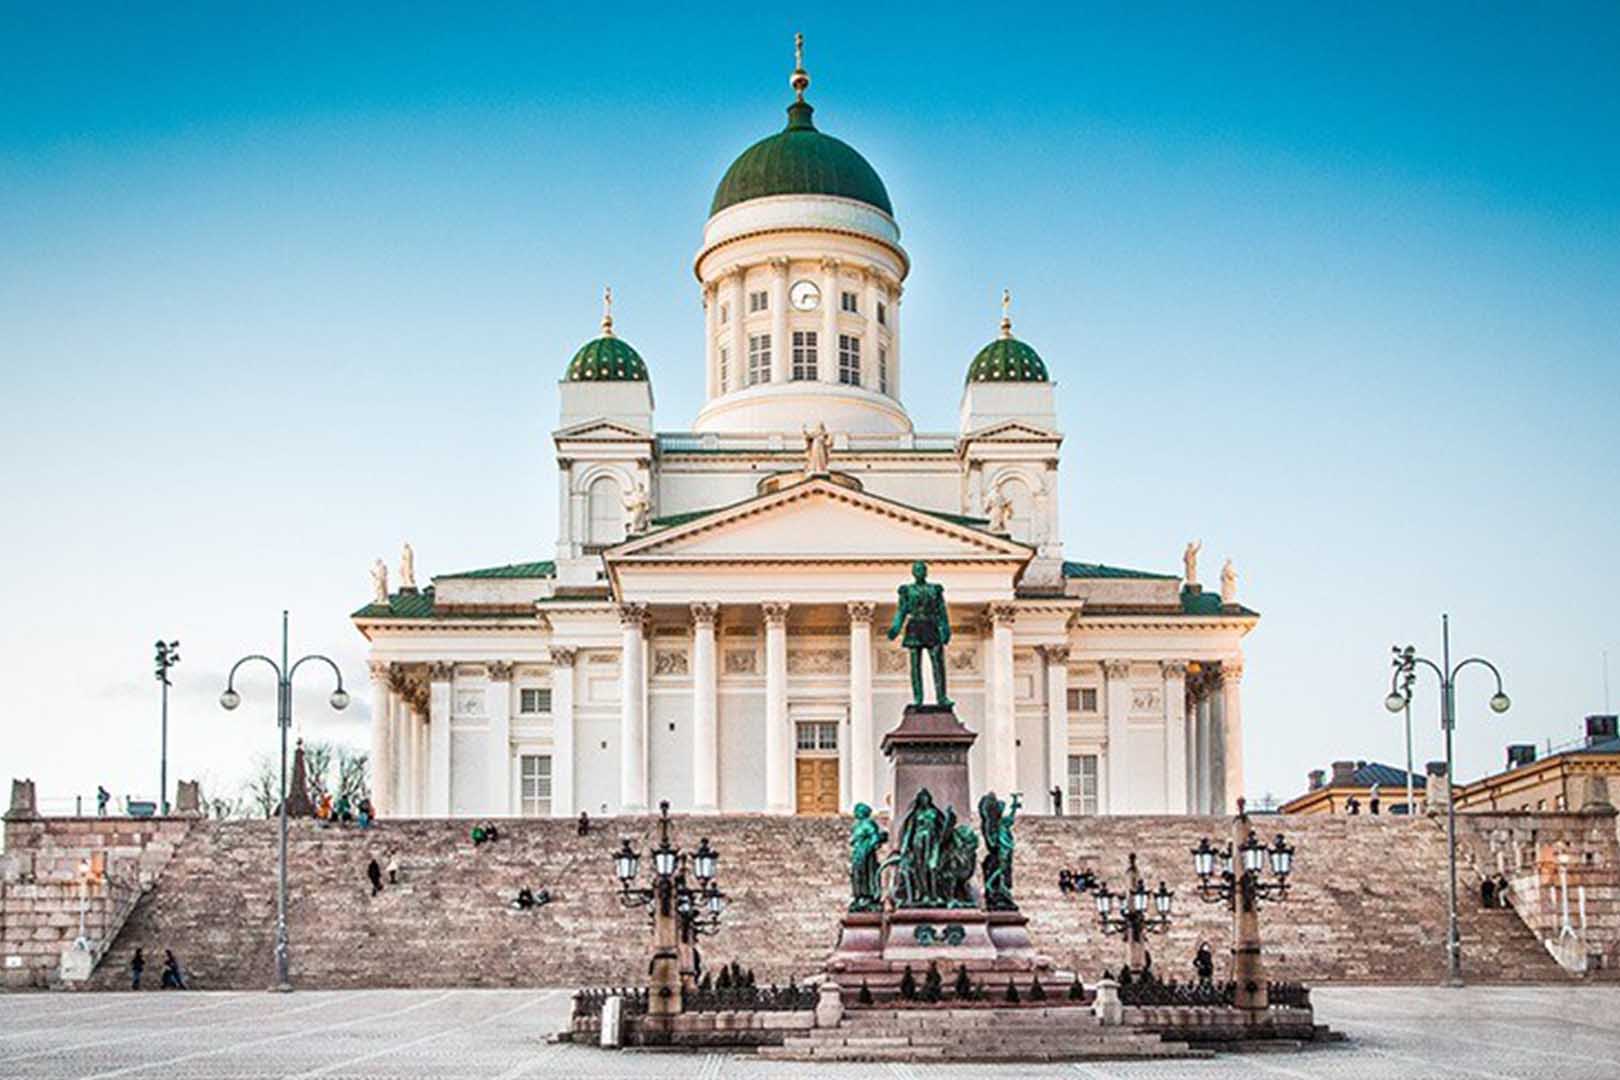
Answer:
top-left (763, 601), bottom-right (792, 814)
top-left (1220, 661), bottom-right (1245, 814)
top-left (367, 661), bottom-right (394, 816)
top-left (818, 257), bottom-right (840, 384)
top-left (427, 661), bottom-right (453, 816)
top-left (618, 604), bottom-right (649, 813)
top-left (486, 661), bottom-right (513, 816)
top-left (550, 647), bottom-right (577, 817)
top-left (769, 257), bottom-right (790, 384)
top-left (1103, 659), bottom-right (1133, 814)
top-left (1041, 645), bottom-right (1070, 809)
top-left (847, 601), bottom-right (876, 811)
top-left (987, 603), bottom-right (1018, 796)
top-left (1161, 661), bottom-right (1189, 814)
top-left (690, 604), bottom-right (720, 812)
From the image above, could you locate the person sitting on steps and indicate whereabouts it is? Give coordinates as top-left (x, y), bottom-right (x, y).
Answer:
top-left (367, 857), bottom-right (384, 897)
top-left (512, 886), bottom-right (553, 911)
top-left (471, 821), bottom-right (500, 845)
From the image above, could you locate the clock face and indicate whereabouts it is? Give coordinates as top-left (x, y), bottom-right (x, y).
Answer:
top-left (790, 280), bottom-right (821, 311)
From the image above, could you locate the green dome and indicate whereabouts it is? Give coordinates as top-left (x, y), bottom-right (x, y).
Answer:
top-left (565, 335), bottom-right (648, 382)
top-left (966, 336), bottom-right (1049, 383)
top-left (710, 101), bottom-right (893, 217)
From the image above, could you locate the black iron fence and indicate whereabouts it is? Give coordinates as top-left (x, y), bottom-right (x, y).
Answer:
top-left (572, 987), bottom-right (649, 1021)
top-left (686, 982), bottom-right (818, 1012)
top-left (1118, 978), bottom-right (1311, 1010)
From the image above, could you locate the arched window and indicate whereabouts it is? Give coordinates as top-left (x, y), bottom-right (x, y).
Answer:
top-left (998, 477), bottom-right (1035, 544)
top-left (587, 476), bottom-right (624, 546)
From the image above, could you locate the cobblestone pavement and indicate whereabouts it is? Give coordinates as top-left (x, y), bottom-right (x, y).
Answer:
top-left (1, 986), bottom-right (1617, 1079)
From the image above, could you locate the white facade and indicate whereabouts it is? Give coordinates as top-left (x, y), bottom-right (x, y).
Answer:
top-left (353, 69), bottom-right (1257, 821)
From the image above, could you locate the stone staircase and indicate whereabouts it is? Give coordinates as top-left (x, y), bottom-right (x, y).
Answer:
top-left (758, 1005), bottom-right (1202, 1062)
top-left (0, 811), bottom-right (1580, 991)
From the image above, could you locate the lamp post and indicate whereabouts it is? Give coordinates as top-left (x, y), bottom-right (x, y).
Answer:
top-left (1191, 809), bottom-right (1294, 1014)
top-left (219, 611), bottom-right (349, 992)
top-left (1081, 853), bottom-right (1173, 977)
top-left (1384, 613), bottom-right (1510, 987)
top-left (612, 800), bottom-right (726, 1029)
top-left (154, 640), bottom-right (180, 815)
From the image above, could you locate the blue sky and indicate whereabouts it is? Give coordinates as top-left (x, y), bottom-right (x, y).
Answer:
top-left (2, 3), bottom-right (1617, 812)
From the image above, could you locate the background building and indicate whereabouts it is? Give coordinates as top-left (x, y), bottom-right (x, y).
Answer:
top-left (1282, 760), bottom-right (1426, 816)
top-left (1455, 715), bottom-right (1620, 813)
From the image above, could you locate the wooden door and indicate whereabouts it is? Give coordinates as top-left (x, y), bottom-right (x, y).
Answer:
top-left (795, 758), bottom-right (840, 815)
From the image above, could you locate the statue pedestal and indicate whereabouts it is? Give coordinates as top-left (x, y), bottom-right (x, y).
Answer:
top-left (826, 908), bottom-right (1054, 1001)
top-left (881, 704), bottom-right (977, 826)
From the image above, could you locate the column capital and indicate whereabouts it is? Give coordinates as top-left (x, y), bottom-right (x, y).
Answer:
top-left (988, 601), bottom-right (1017, 627)
top-left (762, 601), bottom-right (792, 626)
top-left (769, 255), bottom-right (791, 274)
top-left (846, 600), bottom-right (876, 624)
top-left (617, 602), bottom-right (649, 629)
top-left (428, 661), bottom-right (454, 683)
top-left (1160, 660), bottom-right (1189, 679)
top-left (1102, 659), bottom-right (1132, 680)
top-left (1038, 644), bottom-right (1069, 664)
top-left (368, 660), bottom-right (391, 681)
top-left (550, 646), bottom-right (578, 668)
top-left (487, 661), bottom-right (514, 682)
top-left (387, 665), bottom-right (410, 693)
top-left (690, 602), bottom-right (720, 627)
top-left (1221, 660), bottom-right (1244, 684)
top-left (556, 456), bottom-right (574, 470)
top-left (819, 255), bottom-right (841, 274)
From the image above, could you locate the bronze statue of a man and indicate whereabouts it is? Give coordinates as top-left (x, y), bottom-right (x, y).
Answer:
top-left (887, 560), bottom-right (952, 707)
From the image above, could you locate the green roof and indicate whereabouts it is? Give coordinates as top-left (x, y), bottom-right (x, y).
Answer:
top-left (566, 336), bottom-right (648, 382)
top-left (710, 100), bottom-right (892, 217)
top-left (967, 336), bottom-right (1049, 383)
top-left (1180, 587), bottom-right (1259, 617)
top-left (435, 560), bottom-right (557, 580)
top-left (352, 587), bottom-right (436, 620)
top-left (1063, 561), bottom-right (1178, 580)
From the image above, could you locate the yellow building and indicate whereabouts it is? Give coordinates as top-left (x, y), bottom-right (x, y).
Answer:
top-left (1281, 759), bottom-right (1426, 816)
top-left (1454, 715), bottom-right (1620, 813)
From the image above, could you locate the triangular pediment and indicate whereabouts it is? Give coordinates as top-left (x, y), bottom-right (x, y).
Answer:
top-left (608, 479), bottom-right (1032, 563)
top-left (552, 418), bottom-right (653, 441)
top-left (960, 419), bottom-right (1060, 443)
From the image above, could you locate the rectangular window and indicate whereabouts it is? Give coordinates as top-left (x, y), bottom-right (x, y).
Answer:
top-left (748, 290), bottom-right (769, 314)
top-left (519, 687), bottom-right (552, 714)
top-left (1067, 687), bottom-right (1099, 713)
top-left (796, 722), bottom-right (838, 751)
top-left (718, 345), bottom-right (729, 392)
top-left (520, 754), bottom-right (552, 817)
top-left (1067, 754), bottom-right (1100, 815)
top-left (877, 300), bottom-right (887, 326)
top-left (838, 334), bottom-right (861, 386)
top-left (747, 334), bottom-right (772, 385)
top-left (791, 330), bottom-right (818, 381)
top-left (878, 347), bottom-right (888, 393)
top-left (840, 291), bottom-right (858, 314)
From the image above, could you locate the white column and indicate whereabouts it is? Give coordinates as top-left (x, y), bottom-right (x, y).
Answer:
top-left (428, 663), bottom-right (452, 816)
top-left (1103, 660), bottom-right (1132, 814)
top-left (702, 283), bottom-right (718, 399)
top-left (861, 269), bottom-right (879, 389)
top-left (1195, 688), bottom-right (1213, 813)
top-left (763, 601), bottom-right (792, 814)
top-left (486, 662), bottom-right (513, 816)
top-left (987, 603), bottom-right (1017, 796)
top-left (890, 289), bottom-right (902, 399)
top-left (367, 662), bottom-right (393, 816)
top-left (1162, 661), bottom-right (1189, 814)
top-left (728, 271), bottom-right (746, 391)
top-left (619, 603), bottom-right (649, 813)
top-left (769, 257), bottom-right (789, 384)
top-left (818, 258), bottom-right (840, 384)
top-left (691, 604), bottom-right (720, 813)
top-left (847, 602), bottom-right (876, 811)
top-left (388, 687), bottom-right (408, 813)
top-left (1221, 661), bottom-right (1245, 813)
top-left (551, 648), bottom-right (577, 816)
top-left (1043, 646), bottom-right (1069, 811)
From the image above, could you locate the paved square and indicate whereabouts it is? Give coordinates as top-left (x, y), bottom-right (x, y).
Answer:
top-left (1, 986), bottom-right (1617, 1079)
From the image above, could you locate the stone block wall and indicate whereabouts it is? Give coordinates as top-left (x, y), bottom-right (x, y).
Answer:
top-left (0, 812), bottom-right (1587, 991)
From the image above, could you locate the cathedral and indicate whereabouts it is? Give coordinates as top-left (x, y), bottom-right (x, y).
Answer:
top-left (352, 45), bottom-right (1257, 821)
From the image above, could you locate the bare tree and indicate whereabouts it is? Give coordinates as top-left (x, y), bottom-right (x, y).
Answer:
top-left (336, 748), bottom-right (370, 803)
top-left (239, 753), bottom-right (280, 819)
top-left (302, 741), bottom-right (336, 801)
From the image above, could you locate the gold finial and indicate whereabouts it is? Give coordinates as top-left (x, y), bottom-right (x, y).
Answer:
top-left (999, 289), bottom-right (1013, 339)
top-left (601, 285), bottom-right (614, 337)
top-left (791, 32), bottom-right (810, 102)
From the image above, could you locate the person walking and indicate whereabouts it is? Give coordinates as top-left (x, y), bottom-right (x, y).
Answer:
top-left (97, 786), bottom-right (111, 818)
top-left (130, 948), bottom-right (145, 990)
top-left (160, 950), bottom-right (186, 990)
top-left (367, 858), bottom-right (384, 897)
top-left (386, 854), bottom-right (400, 885)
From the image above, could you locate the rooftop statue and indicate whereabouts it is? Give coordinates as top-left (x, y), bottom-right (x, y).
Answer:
top-left (1183, 540), bottom-right (1202, 587)
top-left (847, 802), bottom-right (888, 912)
top-left (371, 558), bottom-right (389, 604)
top-left (803, 421), bottom-right (831, 475)
top-left (886, 561), bottom-right (953, 708)
top-left (1221, 557), bottom-right (1237, 603)
top-left (979, 791), bottom-right (1022, 911)
top-left (399, 542), bottom-right (416, 590)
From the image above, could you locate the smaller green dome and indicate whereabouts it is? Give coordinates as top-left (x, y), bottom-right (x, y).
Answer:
top-left (967, 336), bottom-right (1048, 383)
top-left (566, 335), bottom-right (648, 382)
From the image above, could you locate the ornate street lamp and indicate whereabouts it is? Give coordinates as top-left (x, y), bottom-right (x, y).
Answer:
top-left (1384, 613), bottom-right (1509, 987)
top-left (154, 639), bottom-right (180, 815)
top-left (611, 800), bottom-right (727, 1025)
top-left (1191, 809), bottom-right (1295, 1013)
top-left (219, 611), bottom-right (348, 992)
top-left (1081, 853), bottom-right (1173, 977)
